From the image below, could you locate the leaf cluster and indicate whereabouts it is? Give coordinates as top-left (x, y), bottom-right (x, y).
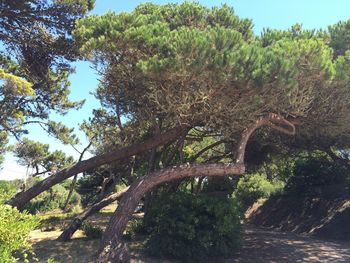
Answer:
top-left (75, 2), bottom-right (350, 144)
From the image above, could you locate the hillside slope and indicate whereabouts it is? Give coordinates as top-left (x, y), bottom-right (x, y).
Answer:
top-left (247, 195), bottom-right (350, 241)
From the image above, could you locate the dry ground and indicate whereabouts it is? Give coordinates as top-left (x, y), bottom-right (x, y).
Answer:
top-left (232, 226), bottom-right (350, 263)
top-left (29, 216), bottom-right (350, 263)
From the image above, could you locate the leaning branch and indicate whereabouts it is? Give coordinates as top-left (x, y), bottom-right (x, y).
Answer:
top-left (58, 187), bottom-right (129, 241)
top-left (96, 113), bottom-right (297, 262)
top-left (235, 113), bottom-right (296, 164)
top-left (7, 125), bottom-right (189, 209)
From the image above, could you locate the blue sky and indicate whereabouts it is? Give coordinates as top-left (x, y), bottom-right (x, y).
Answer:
top-left (2, 0), bottom-right (350, 180)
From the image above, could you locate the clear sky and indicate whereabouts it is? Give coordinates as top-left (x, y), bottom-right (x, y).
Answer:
top-left (2, 0), bottom-right (350, 180)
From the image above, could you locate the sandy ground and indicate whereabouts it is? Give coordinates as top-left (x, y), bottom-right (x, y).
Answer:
top-left (29, 224), bottom-right (350, 263)
top-left (231, 226), bottom-right (350, 263)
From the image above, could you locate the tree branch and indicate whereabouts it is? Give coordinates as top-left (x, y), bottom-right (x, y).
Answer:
top-left (7, 125), bottom-right (189, 209)
top-left (96, 113), bottom-right (297, 262)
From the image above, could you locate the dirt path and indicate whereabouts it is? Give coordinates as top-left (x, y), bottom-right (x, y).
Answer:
top-left (231, 225), bottom-right (350, 263)
top-left (30, 222), bottom-right (350, 262)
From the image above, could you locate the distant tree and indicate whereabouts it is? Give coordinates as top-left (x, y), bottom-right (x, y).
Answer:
top-left (13, 138), bottom-right (74, 177)
top-left (0, 0), bottom-right (94, 163)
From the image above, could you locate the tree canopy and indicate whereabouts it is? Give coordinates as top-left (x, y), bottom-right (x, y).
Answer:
top-left (4, 3), bottom-right (350, 262)
top-left (70, 3), bottom-right (350, 261)
top-left (0, 0), bottom-right (94, 163)
top-left (74, 2), bottom-right (350, 146)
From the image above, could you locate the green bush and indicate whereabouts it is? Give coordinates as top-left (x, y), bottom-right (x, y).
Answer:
top-left (123, 218), bottom-right (145, 241)
top-left (144, 192), bottom-right (241, 262)
top-left (201, 177), bottom-right (237, 197)
top-left (234, 173), bottom-right (284, 210)
top-left (0, 183), bottom-right (39, 262)
top-left (24, 184), bottom-right (81, 214)
top-left (0, 204), bottom-right (39, 262)
top-left (0, 181), bottom-right (17, 201)
top-left (285, 157), bottom-right (349, 195)
top-left (81, 222), bottom-right (103, 239)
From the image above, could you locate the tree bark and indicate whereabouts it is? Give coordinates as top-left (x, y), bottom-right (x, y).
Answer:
top-left (57, 187), bottom-right (129, 241)
top-left (96, 113), bottom-right (297, 262)
top-left (62, 174), bottom-right (78, 211)
top-left (7, 125), bottom-right (188, 209)
top-left (97, 163), bottom-right (245, 262)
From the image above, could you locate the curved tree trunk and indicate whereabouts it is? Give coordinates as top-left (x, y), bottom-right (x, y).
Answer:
top-left (96, 163), bottom-right (245, 262)
top-left (58, 187), bottom-right (129, 241)
top-left (7, 125), bottom-right (188, 209)
top-left (96, 113), bottom-right (297, 262)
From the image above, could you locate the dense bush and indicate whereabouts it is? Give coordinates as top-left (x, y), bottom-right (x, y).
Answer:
top-left (24, 184), bottom-right (81, 214)
top-left (144, 192), bottom-right (241, 262)
top-left (285, 157), bottom-right (349, 195)
top-left (0, 181), bottom-right (17, 199)
top-left (81, 222), bottom-right (103, 239)
top-left (234, 173), bottom-right (284, 210)
top-left (201, 176), bottom-right (237, 197)
top-left (123, 218), bottom-right (145, 241)
top-left (0, 184), bottom-right (39, 263)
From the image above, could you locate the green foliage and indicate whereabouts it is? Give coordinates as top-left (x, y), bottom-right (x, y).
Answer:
top-left (74, 2), bottom-right (350, 150)
top-left (0, 0), bottom-right (93, 161)
top-left (285, 156), bottom-right (350, 195)
top-left (328, 19), bottom-right (350, 56)
top-left (0, 205), bottom-right (39, 262)
top-left (76, 173), bottom-right (104, 206)
top-left (76, 165), bottom-right (129, 207)
top-left (0, 181), bottom-right (17, 202)
top-left (47, 258), bottom-right (59, 263)
top-left (24, 184), bottom-right (81, 214)
top-left (144, 192), bottom-right (241, 262)
top-left (14, 138), bottom-right (74, 173)
top-left (0, 181), bottom-right (39, 263)
top-left (123, 218), bottom-right (145, 241)
top-left (201, 176), bottom-right (237, 197)
top-left (0, 69), bottom-right (34, 96)
top-left (81, 222), bottom-right (103, 239)
top-left (235, 173), bottom-right (284, 210)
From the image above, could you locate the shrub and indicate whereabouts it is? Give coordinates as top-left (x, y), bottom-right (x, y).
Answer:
top-left (123, 218), bottom-right (145, 241)
top-left (0, 181), bottom-right (17, 201)
top-left (144, 192), bottom-right (241, 262)
top-left (234, 173), bottom-right (284, 210)
top-left (0, 184), bottom-right (39, 262)
top-left (24, 184), bottom-right (81, 214)
top-left (81, 222), bottom-right (103, 239)
top-left (201, 177), bottom-right (237, 197)
top-left (285, 157), bottom-right (349, 195)
top-left (0, 204), bottom-right (39, 262)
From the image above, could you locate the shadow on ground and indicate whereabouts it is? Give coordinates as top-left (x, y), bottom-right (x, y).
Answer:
top-left (232, 226), bottom-right (350, 263)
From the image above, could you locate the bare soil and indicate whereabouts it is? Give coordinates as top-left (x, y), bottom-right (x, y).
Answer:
top-left (232, 225), bottom-right (350, 263)
top-left (29, 218), bottom-right (350, 262)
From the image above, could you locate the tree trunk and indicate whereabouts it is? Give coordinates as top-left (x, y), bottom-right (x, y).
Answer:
top-left (96, 163), bottom-right (245, 262)
top-left (58, 187), bottom-right (129, 241)
top-left (63, 174), bottom-right (78, 211)
top-left (95, 113), bottom-right (297, 262)
top-left (7, 125), bottom-right (188, 209)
